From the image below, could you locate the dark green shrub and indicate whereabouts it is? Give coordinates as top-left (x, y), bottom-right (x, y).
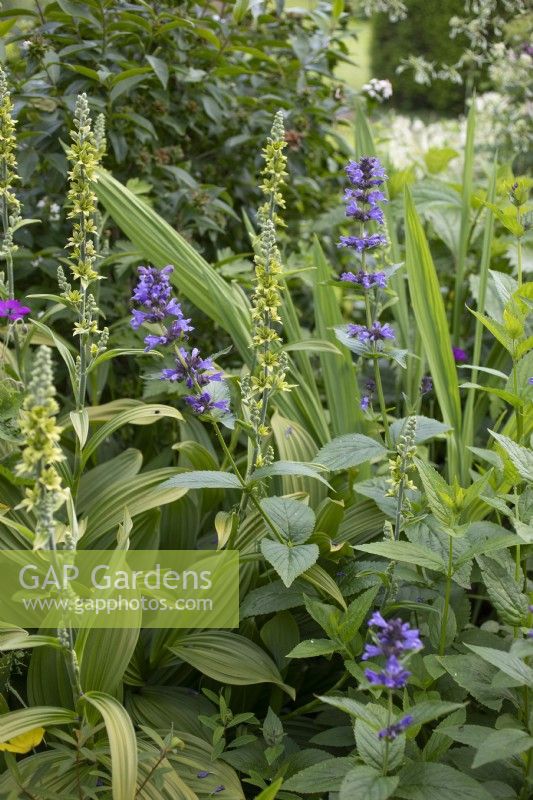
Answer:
top-left (3, 0), bottom-right (352, 262)
top-left (370, 0), bottom-right (466, 114)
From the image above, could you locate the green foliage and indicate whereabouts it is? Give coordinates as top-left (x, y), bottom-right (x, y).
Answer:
top-left (370, 0), bottom-right (466, 114)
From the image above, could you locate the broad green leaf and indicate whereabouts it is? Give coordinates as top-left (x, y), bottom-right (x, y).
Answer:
top-left (390, 416), bottom-right (452, 445)
top-left (315, 434), bottom-right (387, 471)
top-left (286, 639), bottom-right (338, 658)
top-left (260, 497), bottom-right (315, 543)
top-left (340, 766), bottom-right (398, 800)
top-left (312, 239), bottom-right (361, 436)
top-left (425, 147), bottom-right (459, 174)
top-left (160, 471), bottom-right (242, 490)
top-left (283, 757), bottom-right (355, 793)
top-left (316, 696), bottom-right (378, 727)
top-left (82, 692), bottom-right (137, 800)
top-left (81, 402), bottom-right (182, 466)
top-left (477, 555), bottom-right (528, 626)
top-left (489, 430), bottom-right (533, 482)
top-left (472, 728), bottom-right (533, 768)
top-left (355, 703), bottom-right (405, 772)
top-left (170, 632), bottom-right (295, 698)
top-left (437, 654), bottom-right (506, 710)
top-left (404, 188), bottom-right (462, 481)
top-left (338, 585), bottom-right (380, 643)
top-left (465, 644), bottom-right (533, 687)
top-left (251, 461), bottom-right (330, 487)
top-left (0, 627), bottom-right (61, 651)
top-left (255, 777), bottom-right (283, 800)
top-left (406, 701), bottom-right (465, 727)
top-left (354, 542), bottom-right (445, 572)
top-left (396, 762), bottom-right (492, 800)
top-left (77, 628), bottom-right (140, 695)
top-left (0, 707), bottom-right (77, 743)
top-left (261, 540), bottom-right (319, 588)
top-left (146, 54), bottom-right (169, 88)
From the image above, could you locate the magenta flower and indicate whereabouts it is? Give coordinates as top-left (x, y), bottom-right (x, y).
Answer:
top-left (0, 299), bottom-right (31, 321)
top-left (452, 347), bottom-right (468, 363)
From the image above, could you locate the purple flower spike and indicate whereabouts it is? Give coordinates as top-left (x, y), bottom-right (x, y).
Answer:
top-left (340, 270), bottom-right (387, 289)
top-left (161, 347), bottom-right (223, 387)
top-left (338, 233), bottom-right (387, 252)
top-left (378, 715), bottom-right (413, 740)
top-left (365, 655), bottom-right (412, 689)
top-left (364, 614), bottom-right (422, 660)
top-left (0, 299), bottom-right (31, 321)
top-left (185, 392), bottom-right (230, 415)
top-left (452, 347), bottom-right (468, 363)
top-left (348, 322), bottom-right (395, 343)
top-left (528, 377), bottom-right (533, 385)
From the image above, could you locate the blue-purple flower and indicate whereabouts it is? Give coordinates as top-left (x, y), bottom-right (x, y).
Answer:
top-left (340, 270), bottom-right (387, 289)
top-left (185, 393), bottom-right (230, 415)
top-left (378, 715), bottom-right (413, 740)
top-left (365, 654), bottom-right (412, 689)
top-left (161, 348), bottom-right (222, 387)
top-left (338, 233), bottom-right (387, 253)
top-left (363, 613), bottom-right (423, 660)
top-left (348, 322), bottom-right (395, 343)
top-left (130, 265), bottom-right (192, 351)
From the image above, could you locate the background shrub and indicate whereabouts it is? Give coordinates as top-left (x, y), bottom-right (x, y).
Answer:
top-left (370, 0), bottom-right (466, 114)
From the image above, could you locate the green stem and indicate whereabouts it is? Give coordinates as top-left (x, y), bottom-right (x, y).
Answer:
top-left (382, 690), bottom-right (393, 776)
top-left (512, 345), bottom-right (523, 443)
top-left (439, 536), bottom-right (454, 656)
top-left (517, 208), bottom-right (523, 289)
top-left (364, 293), bottom-right (391, 448)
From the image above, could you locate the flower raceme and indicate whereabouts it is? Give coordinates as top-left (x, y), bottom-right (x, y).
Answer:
top-left (130, 265), bottom-right (229, 416)
top-left (348, 322), bottom-right (395, 343)
top-left (363, 612), bottom-right (422, 689)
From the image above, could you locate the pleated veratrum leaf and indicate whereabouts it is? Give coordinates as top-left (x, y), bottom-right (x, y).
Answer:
top-left (404, 188), bottom-right (462, 482)
top-left (169, 631), bottom-right (295, 698)
top-left (82, 691), bottom-right (138, 800)
top-left (81, 402), bottom-right (183, 466)
top-left (77, 627), bottom-right (140, 696)
top-left (312, 239), bottom-right (361, 437)
top-left (0, 707), bottom-right (77, 743)
top-left (94, 168), bottom-right (252, 362)
top-left (452, 102), bottom-right (476, 344)
top-left (271, 411), bottom-right (328, 506)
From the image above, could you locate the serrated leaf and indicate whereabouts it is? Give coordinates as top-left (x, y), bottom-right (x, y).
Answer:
top-left (489, 430), bottom-right (533, 482)
top-left (354, 542), bottom-right (445, 572)
top-left (396, 762), bottom-right (492, 800)
top-left (472, 728), bottom-right (533, 768)
top-left (260, 496), bottom-right (315, 543)
top-left (283, 757), bottom-right (355, 793)
top-left (261, 540), bottom-right (319, 588)
top-left (340, 766), bottom-right (398, 800)
top-left (315, 434), bottom-right (387, 471)
top-left (355, 704), bottom-right (405, 772)
top-left (465, 644), bottom-right (533, 687)
top-left (251, 460), bottom-right (331, 487)
top-left (477, 555), bottom-right (528, 626)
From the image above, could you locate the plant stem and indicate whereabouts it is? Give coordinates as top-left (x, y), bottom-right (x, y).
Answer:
top-left (364, 293), bottom-right (391, 448)
top-left (517, 208), bottom-right (523, 288)
top-left (439, 536), bottom-right (454, 656)
top-left (382, 690), bottom-right (393, 776)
